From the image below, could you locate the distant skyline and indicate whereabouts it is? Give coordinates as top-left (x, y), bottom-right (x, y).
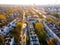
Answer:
top-left (0, 0), bottom-right (60, 5)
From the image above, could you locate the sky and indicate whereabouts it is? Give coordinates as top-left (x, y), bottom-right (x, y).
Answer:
top-left (0, 0), bottom-right (60, 5)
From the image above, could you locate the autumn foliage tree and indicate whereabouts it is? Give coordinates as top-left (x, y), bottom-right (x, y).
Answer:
top-left (52, 13), bottom-right (60, 18)
top-left (34, 21), bottom-right (48, 45)
top-left (10, 21), bottom-right (22, 44)
top-left (0, 14), bottom-right (6, 20)
top-left (57, 21), bottom-right (60, 26)
top-left (45, 17), bottom-right (55, 22)
top-left (0, 14), bottom-right (6, 26)
top-left (47, 38), bottom-right (58, 45)
top-left (0, 35), bottom-right (4, 45)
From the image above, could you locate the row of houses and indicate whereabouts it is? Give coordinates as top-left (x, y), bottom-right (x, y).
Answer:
top-left (43, 20), bottom-right (60, 45)
top-left (0, 19), bottom-right (20, 45)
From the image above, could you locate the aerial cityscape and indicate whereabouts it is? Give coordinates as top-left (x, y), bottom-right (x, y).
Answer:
top-left (0, 4), bottom-right (60, 45)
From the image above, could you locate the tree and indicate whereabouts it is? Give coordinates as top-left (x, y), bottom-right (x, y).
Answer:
top-left (35, 22), bottom-right (43, 30)
top-left (15, 7), bottom-right (20, 11)
top-left (47, 39), bottom-right (54, 45)
top-left (52, 13), bottom-right (59, 18)
top-left (0, 14), bottom-right (6, 20)
top-left (35, 22), bottom-right (48, 45)
top-left (10, 21), bottom-right (22, 44)
top-left (45, 17), bottom-right (55, 22)
top-left (47, 38), bottom-right (58, 45)
top-left (57, 21), bottom-right (60, 26)
top-left (0, 14), bottom-right (6, 26)
top-left (9, 8), bottom-right (14, 13)
top-left (0, 35), bottom-right (4, 45)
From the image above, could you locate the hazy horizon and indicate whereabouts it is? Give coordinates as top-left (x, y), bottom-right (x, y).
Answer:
top-left (0, 0), bottom-right (60, 5)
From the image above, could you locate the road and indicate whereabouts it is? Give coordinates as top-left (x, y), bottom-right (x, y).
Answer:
top-left (27, 21), bottom-right (40, 45)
